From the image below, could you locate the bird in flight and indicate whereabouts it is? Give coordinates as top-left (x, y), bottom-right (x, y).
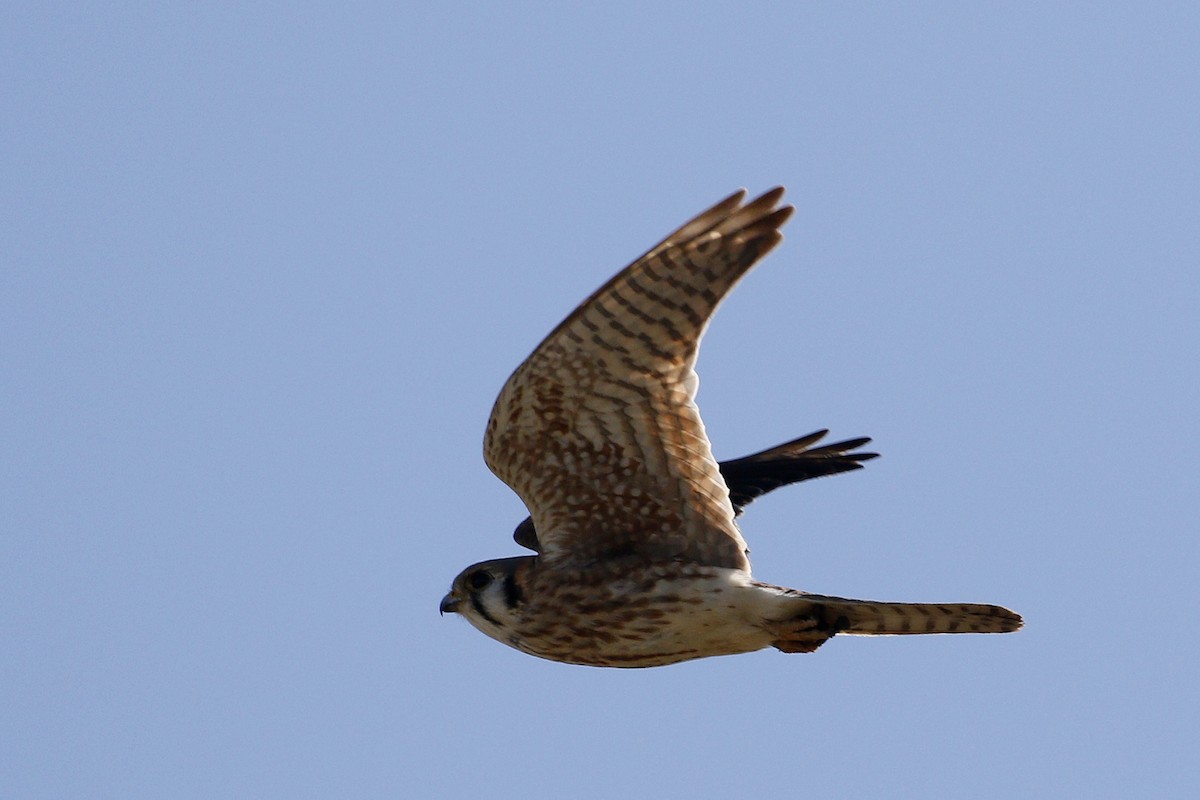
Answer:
top-left (441, 187), bottom-right (1022, 667)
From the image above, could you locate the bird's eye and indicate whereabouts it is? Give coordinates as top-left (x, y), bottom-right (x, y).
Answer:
top-left (467, 570), bottom-right (493, 591)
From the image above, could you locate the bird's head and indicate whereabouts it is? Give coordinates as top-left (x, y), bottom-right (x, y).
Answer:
top-left (441, 556), bottom-right (533, 643)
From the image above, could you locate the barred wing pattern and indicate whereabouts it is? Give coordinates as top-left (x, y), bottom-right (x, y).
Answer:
top-left (484, 189), bottom-right (793, 571)
top-left (510, 430), bottom-right (879, 553)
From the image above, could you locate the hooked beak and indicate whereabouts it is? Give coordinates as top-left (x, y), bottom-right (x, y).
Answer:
top-left (439, 593), bottom-right (461, 615)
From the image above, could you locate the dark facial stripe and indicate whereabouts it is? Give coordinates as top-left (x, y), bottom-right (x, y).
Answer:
top-left (502, 572), bottom-right (524, 609)
top-left (469, 592), bottom-right (501, 627)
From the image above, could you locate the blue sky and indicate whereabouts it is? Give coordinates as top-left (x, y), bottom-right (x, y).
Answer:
top-left (4, 3), bottom-right (1198, 798)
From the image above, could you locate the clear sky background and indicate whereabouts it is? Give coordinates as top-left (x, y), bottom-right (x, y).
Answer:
top-left (4, 4), bottom-right (1198, 798)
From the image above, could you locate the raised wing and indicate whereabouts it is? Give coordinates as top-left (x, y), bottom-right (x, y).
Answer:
top-left (512, 430), bottom-right (879, 553)
top-left (484, 188), bottom-right (793, 570)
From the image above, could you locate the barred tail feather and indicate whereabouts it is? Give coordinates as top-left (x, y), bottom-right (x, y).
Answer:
top-left (768, 594), bottom-right (1022, 654)
top-left (811, 596), bottom-right (1024, 636)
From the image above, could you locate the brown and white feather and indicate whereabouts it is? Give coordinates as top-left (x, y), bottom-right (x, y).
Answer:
top-left (484, 189), bottom-right (793, 571)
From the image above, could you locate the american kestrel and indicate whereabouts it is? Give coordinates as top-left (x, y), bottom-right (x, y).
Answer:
top-left (441, 187), bottom-right (1022, 667)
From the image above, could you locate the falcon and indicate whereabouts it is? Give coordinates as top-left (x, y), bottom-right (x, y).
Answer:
top-left (441, 187), bottom-right (1022, 667)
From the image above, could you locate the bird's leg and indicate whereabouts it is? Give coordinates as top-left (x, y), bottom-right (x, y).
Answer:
top-left (765, 603), bottom-right (849, 654)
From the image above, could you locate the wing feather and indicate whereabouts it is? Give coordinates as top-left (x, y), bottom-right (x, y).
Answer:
top-left (484, 189), bottom-right (793, 570)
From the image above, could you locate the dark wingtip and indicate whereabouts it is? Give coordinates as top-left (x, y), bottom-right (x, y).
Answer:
top-left (512, 517), bottom-right (541, 552)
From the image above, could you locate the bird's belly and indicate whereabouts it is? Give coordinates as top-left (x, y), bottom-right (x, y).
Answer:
top-left (513, 570), bottom-right (773, 667)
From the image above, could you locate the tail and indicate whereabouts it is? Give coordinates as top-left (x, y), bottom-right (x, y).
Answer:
top-left (769, 594), bottom-right (1023, 654)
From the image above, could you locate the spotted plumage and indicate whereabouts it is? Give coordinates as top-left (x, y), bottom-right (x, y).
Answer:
top-left (441, 187), bottom-right (1021, 667)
